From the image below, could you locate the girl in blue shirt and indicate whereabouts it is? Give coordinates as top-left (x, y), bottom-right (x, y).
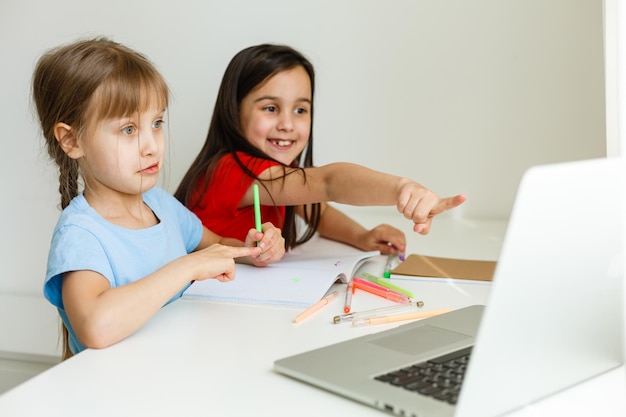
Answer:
top-left (32, 37), bottom-right (285, 359)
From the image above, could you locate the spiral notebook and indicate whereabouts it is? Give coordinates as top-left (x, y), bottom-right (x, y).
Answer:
top-left (182, 250), bottom-right (379, 308)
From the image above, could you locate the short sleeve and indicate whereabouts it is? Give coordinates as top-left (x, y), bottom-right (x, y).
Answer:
top-left (44, 225), bottom-right (114, 308)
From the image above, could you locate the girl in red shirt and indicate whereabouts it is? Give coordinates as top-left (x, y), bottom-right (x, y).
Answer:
top-left (175, 44), bottom-right (465, 254)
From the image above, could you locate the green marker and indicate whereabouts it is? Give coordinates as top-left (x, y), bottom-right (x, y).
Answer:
top-left (253, 184), bottom-right (262, 245)
top-left (383, 254), bottom-right (394, 278)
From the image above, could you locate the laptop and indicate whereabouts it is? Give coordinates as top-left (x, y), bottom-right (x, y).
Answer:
top-left (274, 157), bottom-right (624, 417)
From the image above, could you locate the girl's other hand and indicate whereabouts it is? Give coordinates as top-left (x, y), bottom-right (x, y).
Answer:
top-left (356, 224), bottom-right (406, 255)
top-left (244, 222), bottom-right (286, 266)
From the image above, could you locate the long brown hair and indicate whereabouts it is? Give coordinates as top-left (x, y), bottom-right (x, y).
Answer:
top-left (32, 37), bottom-right (169, 359)
top-left (174, 44), bottom-right (320, 250)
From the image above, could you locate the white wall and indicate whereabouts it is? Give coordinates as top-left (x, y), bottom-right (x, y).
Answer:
top-left (0, 0), bottom-right (606, 295)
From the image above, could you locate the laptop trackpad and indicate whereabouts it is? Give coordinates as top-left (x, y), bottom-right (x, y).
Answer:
top-left (369, 324), bottom-right (471, 355)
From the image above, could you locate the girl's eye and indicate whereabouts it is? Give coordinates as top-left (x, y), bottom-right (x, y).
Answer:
top-left (152, 119), bottom-right (164, 129)
top-left (121, 126), bottom-right (136, 135)
top-left (295, 107), bottom-right (308, 115)
top-left (263, 106), bottom-right (277, 113)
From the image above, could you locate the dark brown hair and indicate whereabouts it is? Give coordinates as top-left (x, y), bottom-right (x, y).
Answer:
top-left (174, 44), bottom-right (320, 249)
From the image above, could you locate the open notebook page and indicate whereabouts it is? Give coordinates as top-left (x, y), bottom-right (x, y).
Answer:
top-left (182, 250), bottom-right (380, 308)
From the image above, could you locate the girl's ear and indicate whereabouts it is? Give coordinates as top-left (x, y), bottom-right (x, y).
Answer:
top-left (54, 122), bottom-right (83, 159)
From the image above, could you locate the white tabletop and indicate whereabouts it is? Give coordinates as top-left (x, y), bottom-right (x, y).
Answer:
top-left (0, 273), bottom-right (492, 416)
top-left (0, 211), bottom-right (624, 416)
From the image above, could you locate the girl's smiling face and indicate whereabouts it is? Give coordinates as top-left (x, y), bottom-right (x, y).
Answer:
top-left (239, 66), bottom-right (312, 165)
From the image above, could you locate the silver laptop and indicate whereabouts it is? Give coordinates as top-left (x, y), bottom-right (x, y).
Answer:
top-left (274, 157), bottom-right (624, 417)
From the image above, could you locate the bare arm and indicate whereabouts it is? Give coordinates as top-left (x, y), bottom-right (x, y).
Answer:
top-left (244, 162), bottom-right (466, 232)
top-left (245, 163), bottom-right (405, 206)
top-left (62, 244), bottom-right (259, 350)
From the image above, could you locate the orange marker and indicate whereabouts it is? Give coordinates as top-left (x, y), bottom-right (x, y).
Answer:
top-left (292, 291), bottom-right (339, 323)
top-left (344, 282), bottom-right (355, 314)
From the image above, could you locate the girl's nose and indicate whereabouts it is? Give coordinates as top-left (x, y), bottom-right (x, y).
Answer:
top-left (277, 112), bottom-right (294, 131)
top-left (139, 129), bottom-right (158, 156)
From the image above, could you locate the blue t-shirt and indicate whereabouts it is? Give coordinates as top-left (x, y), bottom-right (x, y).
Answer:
top-left (44, 187), bottom-right (203, 354)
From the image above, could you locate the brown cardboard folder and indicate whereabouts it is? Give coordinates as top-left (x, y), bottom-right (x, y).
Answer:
top-left (391, 254), bottom-right (497, 282)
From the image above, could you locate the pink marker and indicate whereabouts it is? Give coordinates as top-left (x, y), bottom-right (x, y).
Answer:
top-left (352, 277), bottom-right (411, 304)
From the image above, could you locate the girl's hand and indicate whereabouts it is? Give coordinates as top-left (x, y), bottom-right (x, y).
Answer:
top-left (396, 181), bottom-right (466, 235)
top-left (355, 224), bottom-right (406, 255)
top-left (244, 222), bottom-right (286, 266)
top-left (191, 244), bottom-right (261, 282)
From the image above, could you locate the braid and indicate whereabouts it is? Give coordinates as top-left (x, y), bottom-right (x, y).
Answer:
top-left (58, 158), bottom-right (80, 209)
top-left (60, 326), bottom-right (73, 360)
top-left (45, 130), bottom-right (81, 210)
top-left (53, 150), bottom-right (79, 359)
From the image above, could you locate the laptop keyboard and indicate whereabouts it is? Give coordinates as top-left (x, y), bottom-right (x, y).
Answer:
top-left (374, 346), bottom-right (472, 405)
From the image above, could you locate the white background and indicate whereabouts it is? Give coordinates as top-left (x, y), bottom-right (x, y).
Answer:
top-left (0, 0), bottom-right (607, 294)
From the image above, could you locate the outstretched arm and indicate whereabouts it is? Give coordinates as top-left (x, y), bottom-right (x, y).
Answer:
top-left (244, 162), bottom-right (466, 231)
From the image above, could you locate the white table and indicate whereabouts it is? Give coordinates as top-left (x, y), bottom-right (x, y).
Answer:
top-left (0, 211), bottom-right (624, 416)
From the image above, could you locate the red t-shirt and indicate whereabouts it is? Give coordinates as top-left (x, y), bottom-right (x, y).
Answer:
top-left (190, 152), bottom-right (286, 242)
